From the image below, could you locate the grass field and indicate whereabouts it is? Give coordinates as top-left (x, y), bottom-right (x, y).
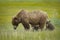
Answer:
top-left (0, 1), bottom-right (60, 40)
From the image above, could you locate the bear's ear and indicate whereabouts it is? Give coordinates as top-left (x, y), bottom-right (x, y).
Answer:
top-left (13, 17), bottom-right (18, 20)
top-left (13, 17), bottom-right (19, 22)
top-left (14, 17), bottom-right (17, 20)
top-left (14, 17), bottom-right (17, 19)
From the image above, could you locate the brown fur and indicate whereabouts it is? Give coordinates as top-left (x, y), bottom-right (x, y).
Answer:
top-left (46, 21), bottom-right (55, 30)
top-left (12, 10), bottom-right (48, 30)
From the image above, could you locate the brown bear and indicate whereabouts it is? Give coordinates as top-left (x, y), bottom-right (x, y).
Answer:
top-left (12, 9), bottom-right (50, 31)
top-left (46, 20), bottom-right (55, 30)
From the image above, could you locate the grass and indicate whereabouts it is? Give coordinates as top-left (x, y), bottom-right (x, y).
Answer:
top-left (0, 1), bottom-right (60, 40)
top-left (0, 27), bottom-right (60, 40)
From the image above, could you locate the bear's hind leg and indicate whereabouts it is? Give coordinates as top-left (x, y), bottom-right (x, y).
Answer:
top-left (32, 25), bottom-right (39, 31)
top-left (39, 21), bottom-right (46, 31)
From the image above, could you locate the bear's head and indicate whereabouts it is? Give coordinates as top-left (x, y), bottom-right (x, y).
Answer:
top-left (12, 17), bottom-right (20, 30)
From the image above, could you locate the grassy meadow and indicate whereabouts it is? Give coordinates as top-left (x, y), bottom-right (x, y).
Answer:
top-left (0, 1), bottom-right (60, 40)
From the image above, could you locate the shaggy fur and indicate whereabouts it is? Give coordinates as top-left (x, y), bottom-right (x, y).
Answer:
top-left (46, 21), bottom-right (55, 30)
top-left (12, 9), bottom-right (54, 31)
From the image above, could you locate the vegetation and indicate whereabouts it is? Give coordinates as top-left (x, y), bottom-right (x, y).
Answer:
top-left (0, 0), bottom-right (60, 40)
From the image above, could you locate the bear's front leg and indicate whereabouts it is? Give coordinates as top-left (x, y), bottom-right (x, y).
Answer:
top-left (22, 23), bottom-right (30, 30)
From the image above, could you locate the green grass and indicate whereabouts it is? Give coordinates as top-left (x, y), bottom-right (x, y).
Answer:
top-left (0, 1), bottom-right (60, 40)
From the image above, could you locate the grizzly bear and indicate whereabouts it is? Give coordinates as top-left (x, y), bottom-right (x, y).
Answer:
top-left (46, 20), bottom-right (55, 30)
top-left (12, 9), bottom-right (54, 31)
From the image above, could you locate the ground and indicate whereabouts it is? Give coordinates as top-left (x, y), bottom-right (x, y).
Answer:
top-left (0, 1), bottom-right (60, 40)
